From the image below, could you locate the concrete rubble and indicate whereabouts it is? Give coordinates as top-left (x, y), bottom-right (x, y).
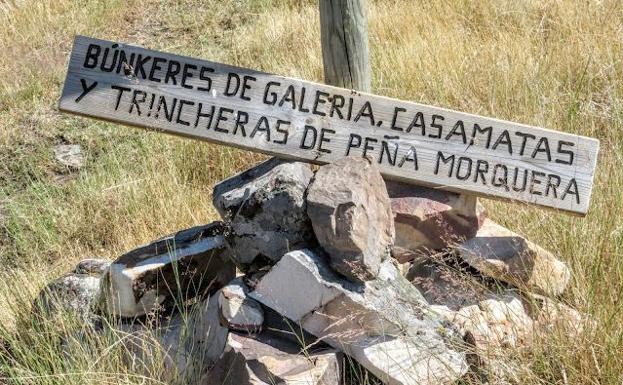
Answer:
top-left (35, 156), bottom-right (582, 385)
top-left (99, 222), bottom-right (235, 317)
top-left (250, 249), bottom-right (469, 385)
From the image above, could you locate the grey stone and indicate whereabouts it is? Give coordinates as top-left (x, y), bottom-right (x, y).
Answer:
top-left (213, 158), bottom-right (315, 268)
top-left (386, 181), bottom-right (486, 263)
top-left (54, 144), bottom-right (84, 169)
top-left (250, 249), bottom-right (468, 385)
top-left (307, 157), bottom-right (394, 282)
top-left (115, 293), bottom-right (228, 383)
top-left (202, 331), bottom-right (341, 385)
top-left (100, 222), bottom-right (235, 317)
top-left (74, 258), bottom-right (111, 276)
top-left (33, 273), bottom-right (101, 321)
top-left (456, 219), bottom-right (570, 296)
top-left (218, 277), bottom-right (264, 334)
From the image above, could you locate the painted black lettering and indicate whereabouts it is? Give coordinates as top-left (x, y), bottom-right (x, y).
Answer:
top-left (263, 81), bottom-right (280, 105)
top-left (318, 128), bottom-right (334, 153)
top-left (197, 66), bottom-right (214, 91)
top-left (214, 107), bottom-right (233, 133)
top-left (129, 90), bottom-right (147, 116)
top-left (532, 137), bottom-right (552, 161)
top-left (313, 91), bottom-right (329, 116)
top-left (346, 134), bottom-right (362, 155)
top-left (429, 114), bottom-right (444, 138)
top-left (251, 116), bottom-right (270, 141)
top-left (406, 112), bottom-right (425, 134)
top-left (181, 63), bottom-right (197, 89)
top-left (470, 124), bottom-right (492, 148)
top-left (240, 76), bottom-right (256, 101)
top-left (391, 107), bottom-right (406, 132)
top-left (111, 85), bottom-right (130, 110)
top-left (148, 57), bottom-right (166, 82)
top-left (164, 60), bottom-right (181, 85)
top-left (492, 130), bottom-right (513, 155)
top-left (274, 120), bottom-right (290, 144)
top-left (194, 103), bottom-right (215, 129)
top-left (474, 160), bottom-right (489, 184)
top-left (529, 171), bottom-right (545, 195)
top-left (83, 44), bottom-right (101, 68)
top-left (435, 152), bottom-right (455, 176)
top-left (224, 72), bottom-right (241, 96)
top-left (233, 111), bottom-right (249, 137)
top-left (561, 179), bottom-right (580, 204)
top-left (445, 120), bottom-right (467, 144)
top-left (515, 132), bottom-right (536, 156)
top-left (354, 101), bottom-right (375, 125)
top-left (329, 94), bottom-right (345, 119)
top-left (175, 100), bottom-right (194, 126)
top-left (555, 141), bottom-right (575, 165)
top-left (300, 125), bottom-right (318, 149)
top-left (545, 174), bottom-right (561, 198)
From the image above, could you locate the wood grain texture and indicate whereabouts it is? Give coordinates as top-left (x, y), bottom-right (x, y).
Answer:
top-left (59, 36), bottom-right (599, 215)
top-left (320, 0), bottom-right (371, 92)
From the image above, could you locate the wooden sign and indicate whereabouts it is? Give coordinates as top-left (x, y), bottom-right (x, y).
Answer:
top-left (59, 36), bottom-right (599, 215)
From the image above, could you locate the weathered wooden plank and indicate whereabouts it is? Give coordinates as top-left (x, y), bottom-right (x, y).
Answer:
top-left (320, 0), bottom-right (371, 92)
top-left (59, 36), bottom-right (599, 215)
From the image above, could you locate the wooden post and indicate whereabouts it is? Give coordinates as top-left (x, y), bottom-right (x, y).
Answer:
top-left (319, 1), bottom-right (480, 215)
top-left (319, 0), bottom-right (371, 92)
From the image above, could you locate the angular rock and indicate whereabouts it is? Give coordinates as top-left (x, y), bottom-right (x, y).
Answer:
top-left (408, 261), bottom-right (492, 311)
top-left (386, 181), bottom-right (486, 263)
top-left (203, 331), bottom-right (341, 385)
top-left (54, 144), bottom-right (84, 169)
top-left (450, 296), bottom-right (533, 351)
top-left (213, 158), bottom-right (314, 268)
top-left (527, 294), bottom-right (585, 337)
top-left (307, 157), bottom-right (394, 282)
top-left (74, 258), bottom-right (111, 276)
top-left (218, 277), bottom-right (264, 333)
top-left (33, 273), bottom-right (101, 321)
top-left (408, 262), bottom-right (534, 381)
top-left (250, 249), bottom-right (468, 385)
top-left (456, 219), bottom-right (570, 296)
top-left (100, 222), bottom-right (235, 317)
top-left (115, 293), bottom-right (228, 383)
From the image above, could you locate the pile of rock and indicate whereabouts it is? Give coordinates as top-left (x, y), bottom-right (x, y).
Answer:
top-left (34, 156), bottom-right (582, 385)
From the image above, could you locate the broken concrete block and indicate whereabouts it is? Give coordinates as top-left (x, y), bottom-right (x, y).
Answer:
top-left (203, 331), bottom-right (341, 385)
top-left (456, 219), bottom-right (570, 296)
top-left (100, 222), bottom-right (235, 317)
top-left (218, 277), bottom-right (264, 334)
top-left (250, 249), bottom-right (468, 385)
top-left (213, 158), bottom-right (315, 268)
top-left (307, 157), bottom-right (394, 281)
top-left (33, 273), bottom-right (101, 321)
top-left (386, 181), bottom-right (486, 263)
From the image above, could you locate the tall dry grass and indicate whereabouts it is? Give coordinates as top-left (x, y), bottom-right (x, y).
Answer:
top-left (0, 0), bottom-right (622, 383)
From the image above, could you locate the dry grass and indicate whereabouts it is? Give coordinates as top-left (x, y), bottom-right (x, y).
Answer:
top-left (0, 0), bottom-right (622, 383)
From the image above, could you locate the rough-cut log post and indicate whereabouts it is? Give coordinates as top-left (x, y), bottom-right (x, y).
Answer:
top-left (319, 0), bottom-right (371, 92)
top-left (319, 0), bottom-right (480, 219)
